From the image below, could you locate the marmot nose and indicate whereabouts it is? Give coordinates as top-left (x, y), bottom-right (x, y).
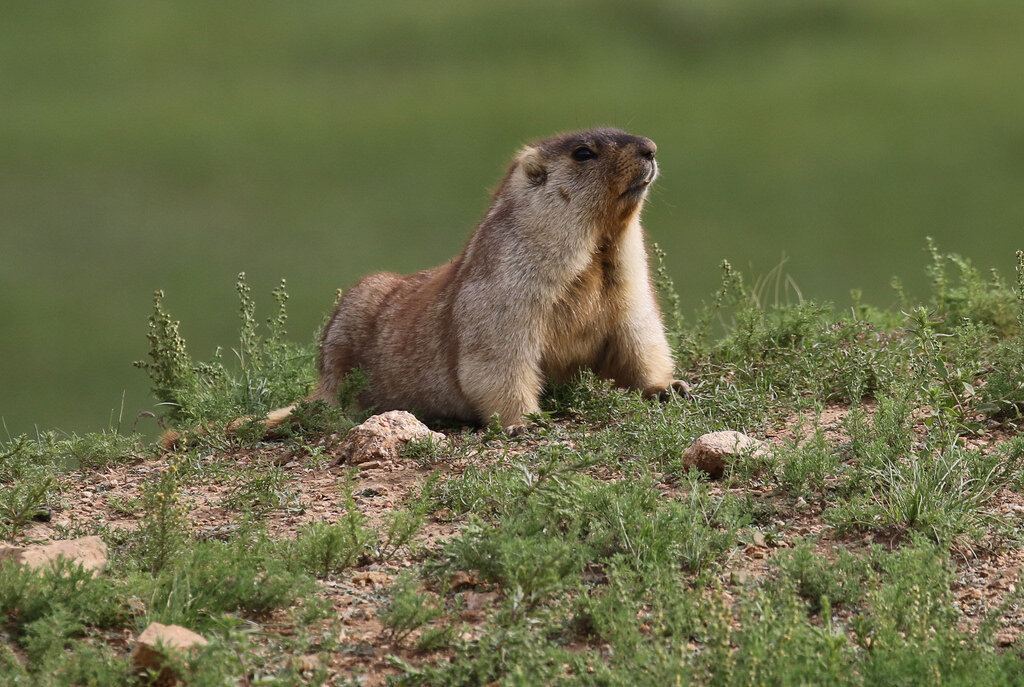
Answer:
top-left (637, 137), bottom-right (657, 160)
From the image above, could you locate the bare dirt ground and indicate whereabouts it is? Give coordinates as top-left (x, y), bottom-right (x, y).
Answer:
top-left (24, 404), bottom-right (1024, 685)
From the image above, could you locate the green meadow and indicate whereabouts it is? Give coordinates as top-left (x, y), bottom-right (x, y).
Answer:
top-left (3, 0), bottom-right (1024, 434)
top-left (2, 238), bottom-right (1024, 683)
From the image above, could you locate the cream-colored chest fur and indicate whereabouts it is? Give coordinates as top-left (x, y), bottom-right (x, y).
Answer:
top-left (538, 214), bottom-right (651, 381)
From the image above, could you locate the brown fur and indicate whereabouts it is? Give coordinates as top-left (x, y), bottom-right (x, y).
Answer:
top-left (312, 128), bottom-right (685, 428)
top-left (161, 128), bottom-right (685, 449)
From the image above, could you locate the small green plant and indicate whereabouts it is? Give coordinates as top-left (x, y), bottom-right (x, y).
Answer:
top-left (134, 288), bottom-right (195, 414)
top-left (402, 433), bottom-right (447, 465)
top-left (772, 425), bottom-right (839, 496)
top-left (289, 518), bottom-right (374, 577)
top-left (221, 464), bottom-right (300, 514)
top-left (285, 397), bottom-right (358, 441)
top-left (379, 573), bottom-right (446, 647)
top-left (0, 430), bottom-right (142, 481)
top-left (904, 307), bottom-right (985, 438)
top-left (651, 242), bottom-right (686, 351)
top-left (0, 474), bottom-right (53, 540)
top-left (288, 474), bottom-right (375, 576)
top-left (106, 494), bottom-right (141, 517)
top-left (772, 539), bottom-right (875, 612)
top-left (434, 516), bottom-right (577, 618)
top-left (376, 478), bottom-right (436, 561)
top-left (145, 537), bottom-right (321, 628)
top-left (678, 258), bottom-right (748, 364)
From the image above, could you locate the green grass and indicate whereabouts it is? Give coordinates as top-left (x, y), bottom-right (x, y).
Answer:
top-left (5, 1), bottom-right (1024, 435)
top-left (3, 241), bottom-right (1024, 682)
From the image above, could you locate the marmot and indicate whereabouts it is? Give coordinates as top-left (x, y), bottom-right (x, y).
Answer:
top-left (308, 127), bottom-right (686, 428)
top-left (163, 128), bottom-right (687, 447)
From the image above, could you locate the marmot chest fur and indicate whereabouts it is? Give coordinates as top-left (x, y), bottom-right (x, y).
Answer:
top-left (314, 128), bottom-right (686, 428)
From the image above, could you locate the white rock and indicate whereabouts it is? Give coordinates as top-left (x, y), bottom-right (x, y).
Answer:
top-left (681, 431), bottom-right (771, 479)
top-left (131, 622), bottom-right (208, 682)
top-left (334, 410), bottom-right (446, 465)
top-left (0, 536), bottom-right (108, 576)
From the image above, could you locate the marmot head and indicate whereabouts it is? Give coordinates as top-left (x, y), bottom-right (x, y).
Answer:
top-left (511, 128), bottom-right (659, 226)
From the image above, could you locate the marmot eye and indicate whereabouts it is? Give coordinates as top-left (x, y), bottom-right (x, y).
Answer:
top-left (571, 146), bottom-right (596, 161)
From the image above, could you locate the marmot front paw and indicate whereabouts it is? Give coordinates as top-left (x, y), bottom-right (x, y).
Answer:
top-left (657, 379), bottom-right (692, 402)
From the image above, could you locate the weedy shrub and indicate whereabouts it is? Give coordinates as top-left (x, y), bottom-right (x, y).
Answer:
top-left (429, 467), bottom-right (744, 625)
top-left (153, 542), bottom-right (318, 626)
top-left (584, 474), bottom-right (744, 573)
top-left (925, 237), bottom-right (1020, 336)
top-left (288, 518), bottom-right (375, 577)
top-left (659, 255), bottom-right (748, 366)
top-left (984, 341), bottom-right (1024, 424)
top-left (1000, 436), bottom-right (1024, 490)
top-left (134, 273), bottom-right (316, 431)
top-left (711, 299), bottom-right (911, 408)
top-left (903, 308), bottom-right (991, 438)
top-left (827, 443), bottom-right (1014, 545)
top-left (182, 620), bottom-right (280, 687)
top-left (980, 250), bottom-right (1024, 423)
top-left (59, 430), bottom-right (145, 471)
top-left (287, 475), bottom-right (375, 576)
top-left (771, 539), bottom-right (875, 612)
top-left (839, 394), bottom-right (915, 499)
top-left (137, 521), bottom-right (324, 634)
top-left (543, 374), bottom-right (704, 473)
top-left (857, 537), bottom-right (959, 644)
top-left (435, 444), bottom-right (599, 519)
top-left (770, 425), bottom-right (841, 497)
top-left (433, 516), bottom-right (579, 617)
top-left (135, 459), bottom-right (189, 574)
top-left (6, 641), bottom-right (131, 685)
top-left (0, 557), bottom-right (129, 672)
top-left (265, 371), bottom-right (369, 444)
top-left (401, 432), bottom-right (448, 465)
top-left (0, 430), bottom-right (142, 482)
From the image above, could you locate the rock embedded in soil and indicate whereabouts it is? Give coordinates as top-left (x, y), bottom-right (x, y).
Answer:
top-left (131, 622), bottom-right (208, 684)
top-left (681, 431), bottom-right (771, 479)
top-left (333, 410), bottom-right (446, 466)
top-left (0, 536), bottom-right (108, 576)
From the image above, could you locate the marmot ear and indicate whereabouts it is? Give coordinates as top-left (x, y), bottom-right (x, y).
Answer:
top-left (517, 146), bottom-right (547, 185)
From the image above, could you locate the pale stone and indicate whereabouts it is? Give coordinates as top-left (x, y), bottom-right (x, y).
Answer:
top-left (995, 630), bottom-right (1018, 647)
top-left (131, 622), bottom-right (208, 684)
top-left (0, 536), bottom-right (107, 576)
top-left (681, 431), bottom-right (770, 479)
top-left (351, 570), bottom-right (390, 587)
top-left (334, 410), bottom-right (446, 465)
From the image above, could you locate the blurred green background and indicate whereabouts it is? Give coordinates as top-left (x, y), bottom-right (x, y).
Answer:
top-left (3, 1), bottom-right (1023, 436)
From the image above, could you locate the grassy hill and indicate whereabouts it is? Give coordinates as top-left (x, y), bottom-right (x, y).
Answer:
top-left (1, 246), bottom-right (1023, 683)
